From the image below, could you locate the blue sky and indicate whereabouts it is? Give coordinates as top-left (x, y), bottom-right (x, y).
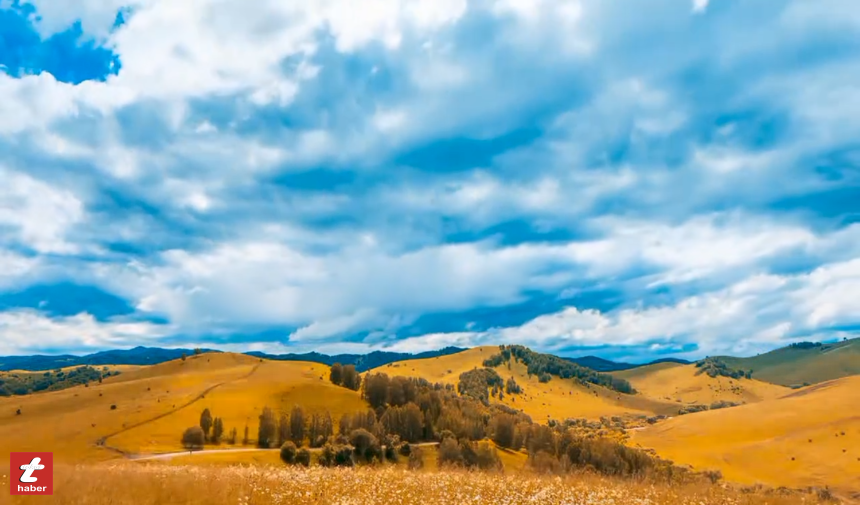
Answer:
top-left (1, 0), bottom-right (859, 361)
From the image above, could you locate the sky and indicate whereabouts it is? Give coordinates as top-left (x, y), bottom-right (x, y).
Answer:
top-left (0, 0), bottom-right (859, 361)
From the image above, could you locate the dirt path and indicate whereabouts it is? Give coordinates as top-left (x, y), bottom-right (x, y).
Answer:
top-left (95, 362), bottom-right (263, 456)
top-left (128, 442), bottom-right (439, 461)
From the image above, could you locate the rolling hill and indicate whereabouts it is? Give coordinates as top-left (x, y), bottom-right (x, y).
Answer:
top-left (631, 375), bottom-right (860, 500)
top-left (0, 352), bottom-right (369, 461)
top-left (567, 356), bottom-right (691, 372)
top-left (371, 346), bottom-right (679, 421)
top-left (717, 337), bottom-right (860, 387)
top-left (613, 362), bottom-right (790, 406)
top-left (0, 345), bottom-right (466, 373)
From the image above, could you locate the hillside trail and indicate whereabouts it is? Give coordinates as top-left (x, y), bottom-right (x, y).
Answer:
top-left (94, 362), bottom-right (264, 457)
top-left (128, 442), bottom-right (440, 461)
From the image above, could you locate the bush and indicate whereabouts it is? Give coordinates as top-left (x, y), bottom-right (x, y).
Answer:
top-left (350, 429), bottom-right (381, 463)
top-left (279, 441), bottom-right (297, 464)
top-left (181, 426), bottom-right (205, 451)
top-left (408, 446), bottom-right (425, 470)
top-left (320, 443), bottom-right (355, 467)
top-left (437, 437), bottom-right (464, 467)
top-left (296, 448), bottom-right (311, 467)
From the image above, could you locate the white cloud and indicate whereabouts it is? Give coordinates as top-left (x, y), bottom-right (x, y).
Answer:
top-left (0, 167), bottom-right (85, 254)
top-left (0, 310), bottom-right (169, 355)
top-left (692, 0), bottom-right (709, 14)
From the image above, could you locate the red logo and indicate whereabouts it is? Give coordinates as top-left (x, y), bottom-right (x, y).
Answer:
top-left (10, 452), bottom-right (53, 495)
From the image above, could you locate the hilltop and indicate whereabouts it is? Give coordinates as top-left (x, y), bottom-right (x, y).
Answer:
top-left (0, 346), bottom-right (465, 373)
top-left (717, 337), bottom-right (860, 387)
top-left (613, 361), bottom-right (789, 407)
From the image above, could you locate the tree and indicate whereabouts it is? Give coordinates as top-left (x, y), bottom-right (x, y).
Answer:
top-left (194, 348), bottom-right (202, 355)
top-left (309, 411), bottom-right (333, 448)
top-left (342, 365), bottom-right (360, 390)
top-left (363, 373), bottom-right (390, 409)
top-left (296, 447), bottom-right (311, 467)
top-left (243, 425), bottom-right (250, 445)
top-left (278, 413), bottom-right (289, 447)
top-left (279, 441), bottom-right (297, 464)
top-left (491, 414), bottom-right (517, 449)
top-left (329, 363), bottom-right (343, 386)
top-left (200, 408), bottom-right (213, 441)
top-left (258, 407), bottom-right (277, 448)
top-left (181, 353), bottom-right (187, 362)
top-left (212, 417), bottom-right (224, 444)
top-left (290, 406), bottom-right (305, 446)
top-left (228, 427), bottom-right (238, 445)
top-left (349, 428), bottom-right (380, 463)
top-left (182, 426), bottom-right (205, 452)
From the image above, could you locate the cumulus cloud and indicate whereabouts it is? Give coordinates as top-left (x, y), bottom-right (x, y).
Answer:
top-left (0, 0), bottom-right (859, 358)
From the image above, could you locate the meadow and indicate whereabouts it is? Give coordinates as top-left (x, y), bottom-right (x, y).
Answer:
top-left (0, 347), bottom-right (856, 504)
top-left (0, 463), bottom-right (835, 505)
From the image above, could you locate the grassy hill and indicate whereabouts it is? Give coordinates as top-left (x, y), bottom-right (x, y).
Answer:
top-left (631, 375), bottom-right (860, 499)
top-left (613, 362), bottom-right (790, 406)
top-left (0, 352), bottom-right (368, 461)
top-left (717, 338), bottom-right (860, 387)
top-left (371, 347), bottom-right (679, 421)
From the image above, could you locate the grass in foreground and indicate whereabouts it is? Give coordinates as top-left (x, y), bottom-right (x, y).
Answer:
top-left (0, 464), bottom-right (833, 505)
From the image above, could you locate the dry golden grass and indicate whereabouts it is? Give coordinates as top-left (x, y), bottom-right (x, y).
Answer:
top-left (372, 347), bottom-right (671, 421)
top-left (614, 363), bottom-right (790, 406)
top-left (632, 375), bottom-right (860, 501)
top-left (0, 353), bottom-right (368, 460)
top-left (110, 359), bottom-right (367, 454)
top-left (0, 463), bottom-right (831, 505)
top-left (0, 353), bottom-right (258, 462)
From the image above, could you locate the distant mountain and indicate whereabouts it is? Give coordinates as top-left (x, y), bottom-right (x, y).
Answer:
top-left (717, 337), bottom-right (860, 387)
top-left (0, 346), bottom-right (218, 371)
top-left (566, 355), bottom-right (691, 372)
top-left (246, 346), bottom-right (467, 372)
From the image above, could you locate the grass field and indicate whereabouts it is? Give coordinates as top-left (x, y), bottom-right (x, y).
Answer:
top-left (0, 463), bottom-right (832, 505)
top-left (719, 338), bottom-right (860, 387)
top-left (632, 375), bottom-right (860, 501)
top-left (613, 362), bottom-right (790, 406)
top-left (0, 352), bottom-right (369, 460)
top-left (375, 347), bottom-right (681, 421)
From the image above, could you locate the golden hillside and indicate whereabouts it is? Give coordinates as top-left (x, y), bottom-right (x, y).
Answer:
top-left (0, 352), bottom-right (368, 461)
top-left (632, 375), bottom-right (860, 499)
top-left (371, 347), bottom-right (676, 421)
top-left (614, 362), bottom-right (790, 406)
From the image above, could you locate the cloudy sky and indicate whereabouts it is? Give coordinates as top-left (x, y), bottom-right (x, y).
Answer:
top-left (0, 0), bottom-right (858, 361)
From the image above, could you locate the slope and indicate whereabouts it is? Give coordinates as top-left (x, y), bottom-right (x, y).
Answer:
top-left (632, 376), bottom-right (860, 498)
top-left (718, 338), bottom-right (860, 387)
top-left (371, 347), bottom-right (677, 421)
top-left (0, 352), bottom-right (368, 461)
top-left (109, 358), bottom-right (368, 454)
top-left (614, 362), bottom-right (790, 406)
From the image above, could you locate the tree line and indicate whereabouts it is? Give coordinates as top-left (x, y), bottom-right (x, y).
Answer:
top-left (483, 345), bottom-right (635, 394)
top-left (0, 366), bottom-right (119, 396)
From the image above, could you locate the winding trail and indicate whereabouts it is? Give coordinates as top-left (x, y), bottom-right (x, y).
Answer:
top-left (95, 362), bottom-right (263, 457)
top-left (128, 442), bottom-right (440, 461)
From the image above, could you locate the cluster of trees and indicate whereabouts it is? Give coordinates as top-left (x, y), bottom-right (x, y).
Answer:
top-left (678, 400), bottom-right (741, 416)
top-left (329, 363), bottom-right (361, 390)
top-left (182, 408), bottom-right (237, 450)
top-left (695, 358), bottom-right (752, 380)
top-left (482, 345), bottom-right (635, 394)
top-left (0, 366), bottom-right (120, 396)
top-left (257, 405), bottom-right (333, 448)
top-left (457, 368), bottom-right (504, 405)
